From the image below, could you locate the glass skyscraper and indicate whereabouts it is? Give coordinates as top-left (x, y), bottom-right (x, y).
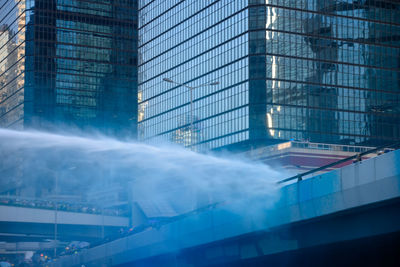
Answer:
top-left (0, 0), bottom-right (138, 135)
top-left (138, 0), bottom-right (400, 150)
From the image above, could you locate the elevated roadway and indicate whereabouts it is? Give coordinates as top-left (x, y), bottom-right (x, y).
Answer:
top-left (0, 205), bottom-right (129, 242)
top-left (52, 149), bottom-right (400, 266)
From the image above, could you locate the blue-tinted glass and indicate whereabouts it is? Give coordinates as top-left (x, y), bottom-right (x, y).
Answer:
top-left (0, 0), bottom-right (138, 136)
top-left (138, 0), bottom-right (400, 150)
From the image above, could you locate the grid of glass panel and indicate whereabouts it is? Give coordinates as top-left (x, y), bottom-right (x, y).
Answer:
top-left (0, 0), bottom-right (138, 135)
top-left (138, 0), bottom-right (250, 150)
top-left (0, 0), bottom-right (26, 129)
top-left (139, 0), bottom-right (400, 150)
top-left (262, 0), bottom-right (400, 145)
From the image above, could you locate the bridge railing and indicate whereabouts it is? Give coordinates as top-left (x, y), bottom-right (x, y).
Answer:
top-left (290, 141), bottom-right (377, 153)
top-left (0, 195), bottom-right (126, 216)
top-left (277, 142), bottom-right (400, 185)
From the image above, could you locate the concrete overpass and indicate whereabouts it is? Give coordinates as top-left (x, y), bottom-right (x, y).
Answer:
top-left (0, 205), bottom-right (129, 243)
top-left (52, 149), bottom-right (400, 266)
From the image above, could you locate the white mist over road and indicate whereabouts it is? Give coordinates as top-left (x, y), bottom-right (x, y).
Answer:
top-left (0, 129), bottom-right (282, 217)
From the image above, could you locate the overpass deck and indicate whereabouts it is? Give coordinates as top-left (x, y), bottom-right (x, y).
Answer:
top-left (0, 205), bottom-right (128, 227)
top-left (0, 205), bottom-right (129, 244)
top-left (52, 149), bottom-right (400, 267)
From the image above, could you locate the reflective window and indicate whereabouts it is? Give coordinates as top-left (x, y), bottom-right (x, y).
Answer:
top-left (138, 0), bottom-right (400, 149)
top-left (0, 0), bottom-right (138, 135)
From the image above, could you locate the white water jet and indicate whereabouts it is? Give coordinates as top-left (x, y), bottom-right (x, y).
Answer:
top-left (0, 129), bottom-right (283, 218)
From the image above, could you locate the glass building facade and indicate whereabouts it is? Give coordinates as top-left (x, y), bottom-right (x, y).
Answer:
top-left (138, 0), bottom-right (400, 150)
top-left (0, 0), bottom-right (138, 135)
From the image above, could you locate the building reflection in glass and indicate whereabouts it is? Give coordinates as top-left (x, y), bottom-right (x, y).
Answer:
top-left (0, 0), bottom-right (138, 136)
top-left (138, 0), bottom-right (400, 150)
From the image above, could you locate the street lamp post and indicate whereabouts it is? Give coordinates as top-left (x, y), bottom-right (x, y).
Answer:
top-left (163, 78), bottom-right (219, 149)
top-left (52, 166), bottom-right (75, 258)
top-left (54, 173), bottom-right (58, 258)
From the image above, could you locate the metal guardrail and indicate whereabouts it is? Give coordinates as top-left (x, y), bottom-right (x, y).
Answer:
top-left (277, 142), bottom-right (400, 184)
top-left (244, 140), bottom-right (378, 159)
top-left (0, 195), bottom-right (125, 216)
top-left (290, 141), bottom-right (376, 153)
